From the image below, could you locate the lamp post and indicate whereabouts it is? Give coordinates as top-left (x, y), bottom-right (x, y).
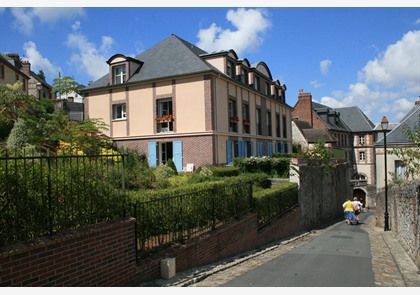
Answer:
top-left (381, 116), bottom-right (390, 231)
top-left (36, 82), bottom-right (42, 99)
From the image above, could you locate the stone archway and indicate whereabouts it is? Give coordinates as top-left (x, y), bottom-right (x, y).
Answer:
top-left (353, 188), bottom-right (367, 208)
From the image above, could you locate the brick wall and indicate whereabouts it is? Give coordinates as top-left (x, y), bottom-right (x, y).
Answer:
top-left (0, 218), bottom-right (137, 287)
top-left (128, 208), bottom-right (302, 285)
top-left (116, 134), bottom-right (214, 169)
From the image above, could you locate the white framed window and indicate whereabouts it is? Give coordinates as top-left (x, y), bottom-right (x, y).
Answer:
top-left (395, 160), bottom-right (405, 180)
top-left (112, 103), bottom-right (126, 120)
top-left (156, 99), bottom-right (174, 133)
top-left (113, 65), bottom-right (126, 84)
top-left (359, 151), bottom-right (366, 161)
top-left (359, 134), bottom-right (365, 145)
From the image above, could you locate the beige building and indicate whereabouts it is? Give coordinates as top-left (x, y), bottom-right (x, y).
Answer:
top-left (375, 101), bottom-right (420, 190)
top-left (82, 34), bottom-right (293, 171)
top-left (0, 53), bottom-right (30, 94)
top-left (0, 53), bottom-right (52, 99)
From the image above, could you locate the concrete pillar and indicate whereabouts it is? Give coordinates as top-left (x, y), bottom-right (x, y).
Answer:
top-left (160, 258), bottom-right (176, 280)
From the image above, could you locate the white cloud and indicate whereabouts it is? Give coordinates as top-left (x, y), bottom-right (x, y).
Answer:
top-left (66, 30), bottom-right (114, 81)
top-left (196, 8), bottom-right (271, 56)
top-left (10, 8), bottom-right (34, 34)
top-left (415, 19), bottom-right (420, 24)
top-left (22, 41), bottom-right (61, 79)
top-left (72, 21), bottom-right (81, 31)
top-left (318, 96), bottom-right (347, 108)
top-left (358, 30), bottom-right (420, 91)
top-left (320, 59), bottom-right (332, 75)
top-left (310, 80), bottom-right (323, 88)
top-left (10, 7), bottom-right (85, 35)
top-left (320, 30), bottom-right (419, 124)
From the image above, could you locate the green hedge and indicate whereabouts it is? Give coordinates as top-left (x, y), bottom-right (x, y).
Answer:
top-left (253, 182), bottom-right (298, 226)
top-left (233, 156), bottom-right (291, 177)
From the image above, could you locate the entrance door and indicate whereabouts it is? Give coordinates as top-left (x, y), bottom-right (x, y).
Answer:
top-left (160, 142), bottom-right (173, 164)
top-left (353, 188), bottom-right (367, 208)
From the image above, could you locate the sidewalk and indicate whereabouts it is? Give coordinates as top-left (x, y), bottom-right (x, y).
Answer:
top-left (137, 210), bottom-right (420, 287)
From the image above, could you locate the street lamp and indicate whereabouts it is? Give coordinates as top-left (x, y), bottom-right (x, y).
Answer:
top-left (36, 82), bottom-right (42, 99)
top-left (381, 116), bottom-right (390, 231)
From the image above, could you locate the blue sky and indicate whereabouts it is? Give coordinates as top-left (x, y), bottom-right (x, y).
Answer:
top-left (0, 2), bottom-right (419, 125)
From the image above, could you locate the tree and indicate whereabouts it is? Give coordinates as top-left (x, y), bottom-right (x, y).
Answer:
top-left (389, 118), bottom-right (420, 180)
top-left (6, 118), bottom-right (32, 150)
top-left (0, 82), bottom-right (36, 122)
top-left (0, 81), bottom-right (110, 153)
top-left (37, 70), bottom-right (46, 81)
top-left (51, 74), bottom-right (81, 99)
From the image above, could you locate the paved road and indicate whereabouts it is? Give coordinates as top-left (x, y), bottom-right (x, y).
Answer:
top-left (139, 210), bottom-right (420, 287)
top-left (221, 212), bottom-right (375, 287)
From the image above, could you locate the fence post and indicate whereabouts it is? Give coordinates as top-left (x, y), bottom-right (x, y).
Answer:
top-left (47, 148), bottom-right (53, 235)
top-left (179, 194), bottom-right (184, 244)
top-left (212, 185), bottom-right (217, 230)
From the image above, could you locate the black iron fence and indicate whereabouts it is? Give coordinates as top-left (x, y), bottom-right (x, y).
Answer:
top-left (132, 180), bottom-right (254, 258)
top-left (0, 149), bottom-right (128, 247)
top-left (254, 184), bottom-right (299, 228)
top-left (1, 150), bottom-right (298, 258)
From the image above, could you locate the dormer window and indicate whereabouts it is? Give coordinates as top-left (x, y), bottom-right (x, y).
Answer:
top-left (265, 81), bottom-right (271, 96)
top-left (113, 65), bottom-right (126, 84)
top-left (254, 76), bottom-right (260, 91)
top-left (240, 68), bottom-right (248, 85)
top-left (227, 60), bottom-right (235, 78)
top-left (107, 54), bottom-right (143, 86)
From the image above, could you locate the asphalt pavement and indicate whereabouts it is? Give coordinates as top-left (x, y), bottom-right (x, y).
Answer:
top-left (138, 210), bottom-right (420, 287)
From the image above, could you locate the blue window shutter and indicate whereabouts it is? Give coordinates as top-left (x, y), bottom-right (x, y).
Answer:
top-left (281, 143), bottom-right (285, 153)
top-left (267, 142), bottom-right (272, 157)
top-left (250, 142), bottom-right (254, 157)
top-left (275, 143), bottom-right (279, 153)
top-left (226, 140), bottom-right (233, 165)
top-left (173, 141), bottom-right (183, 172)
top-left (257, 141), bottom-right (263, 157)
top-left (238, 141), bottom-right (244, 158)
top-left (148, 142), bottom-right (157, 167)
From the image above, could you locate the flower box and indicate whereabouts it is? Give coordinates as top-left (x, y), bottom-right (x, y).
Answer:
top-left (156, 114), bottom-right (174, 123)
top-left (230, 116), bottom-right (239, 123)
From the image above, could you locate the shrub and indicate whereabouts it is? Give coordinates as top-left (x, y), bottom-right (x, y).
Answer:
top-left (6, 119), bottom-right (32, 150)
top-left (199, 166), bottom-right (214, 178)
top-left (166, 158), bottom-right (178, 175)
top-left (233, 156), bottom-right (290, 177)
top-left (209, 166), bottom-right (240, 177)
top-left (154, 164), bottom-right (175, 189)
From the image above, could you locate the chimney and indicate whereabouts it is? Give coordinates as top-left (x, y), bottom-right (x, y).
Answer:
top-left (292, 89), bottom-right (314, 126)
top-left (21, 60), bottom-right (31, 76)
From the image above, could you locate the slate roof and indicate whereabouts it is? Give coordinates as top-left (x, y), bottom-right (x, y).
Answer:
top-left (375, 103), bottom-right (420, 145)
top-left (303, 128), bottom-right (337, 143)
top-left (85, 34), bottom-right (221, 90)
top-left (311, 101), bottom-right (351, 132)
top-left (335, 106), bottom-right (375, 132)
top-left (293, 119), bottom-right (337, 143)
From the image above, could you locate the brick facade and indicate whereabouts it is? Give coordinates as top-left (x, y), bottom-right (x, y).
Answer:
top-left (0, 218), bottom-right (136, 287)
top-left (116, 134), bottom-right (215, 169)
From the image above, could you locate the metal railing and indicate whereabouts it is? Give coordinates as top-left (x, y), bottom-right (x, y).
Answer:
top-left (255, 184), bottom-right (299, 228)
top-left (0, 149), bottom-right (128, 247)
top-left (1, 149), bottom-right (299, 257)
top-left (132, 181), bottom-right (254, 258)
